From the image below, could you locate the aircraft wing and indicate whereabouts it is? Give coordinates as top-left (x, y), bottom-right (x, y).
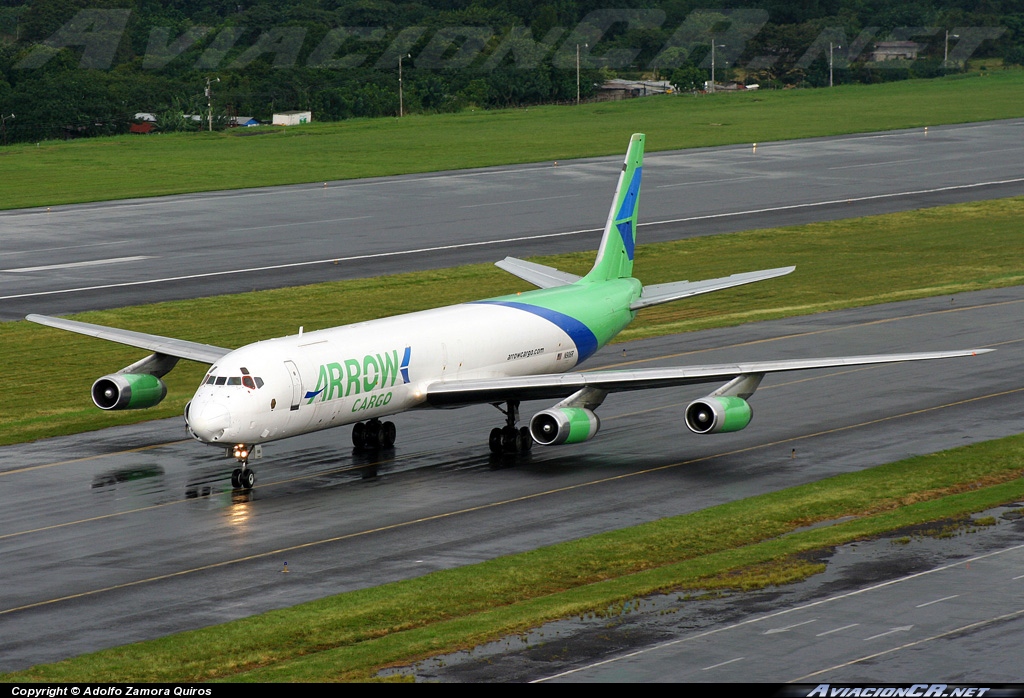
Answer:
top-left (424, 349), bottom-right (990, 407)
top-left (26, 314), bottom-right (231, 364)
top-left (630, 267), bottom-right (796, 310)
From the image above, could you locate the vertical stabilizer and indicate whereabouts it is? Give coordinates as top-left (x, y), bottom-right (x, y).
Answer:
top-left (583, 133), bottom-right (644, 282)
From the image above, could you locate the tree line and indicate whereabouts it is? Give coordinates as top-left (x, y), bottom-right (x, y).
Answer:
top-left (0, 0), bottom-right (1020, 144)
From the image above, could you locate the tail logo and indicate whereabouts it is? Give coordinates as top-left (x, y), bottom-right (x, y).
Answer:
top-left (614, 167), bottom-right (641, 261)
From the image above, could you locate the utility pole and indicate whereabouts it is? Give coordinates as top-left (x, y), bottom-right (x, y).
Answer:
top-left (576, 43), bottom-right (587, 104)
top-left (399, 53), bottom-right (410, 117)
top-left (205, 77), bottom-right (219, 132)
top-left (710, 40), bottom-right (725, 93)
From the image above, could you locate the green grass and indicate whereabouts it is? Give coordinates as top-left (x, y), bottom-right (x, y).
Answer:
top-left (5, 432), bottom-right (1022, 682)
top-left (4, 196), bottom-right (1022, 447)
top-left (3, 70), bottom-right (1024, 210)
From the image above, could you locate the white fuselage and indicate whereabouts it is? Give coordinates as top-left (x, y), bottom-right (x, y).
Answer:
top-left (184, 302), bottom-right (585, 448)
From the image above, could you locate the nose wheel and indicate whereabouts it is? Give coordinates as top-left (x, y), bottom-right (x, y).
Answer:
top-left (231, 467), bottom-right (255, 489)
top-left (230, 444), bottom-right (256, 489)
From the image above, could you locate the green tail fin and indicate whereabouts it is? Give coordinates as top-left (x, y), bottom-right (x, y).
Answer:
top-left (583, 133), bottom-right (644, 282)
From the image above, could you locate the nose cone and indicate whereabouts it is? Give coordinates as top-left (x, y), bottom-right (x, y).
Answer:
top-left (186, 400), bottom-right (231, 442)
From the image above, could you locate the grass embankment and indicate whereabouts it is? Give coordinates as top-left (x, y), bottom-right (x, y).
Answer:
top-left (4, 433), bottom-right (1022, 682)
top-left (2, 70), bottom-right (1023, 210)
top-left (4, 196), bottom-right (1023, 447)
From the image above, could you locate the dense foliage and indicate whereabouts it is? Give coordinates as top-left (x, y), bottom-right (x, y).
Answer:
top-left (0, 0), bottom-right (1020, 143)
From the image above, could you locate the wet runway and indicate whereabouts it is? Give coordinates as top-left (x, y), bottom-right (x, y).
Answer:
top-left (1, 287), bottom-right (1021, 672)
top-left (4, 119), bottom-right (1024, 319)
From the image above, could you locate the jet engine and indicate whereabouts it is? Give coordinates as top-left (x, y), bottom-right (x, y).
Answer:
top-left (530, 407), bottom-right (601, 445)
top-left (684, 396), bottom-right (753, 434)
top-left (92, 373), bottom-right (168, 410)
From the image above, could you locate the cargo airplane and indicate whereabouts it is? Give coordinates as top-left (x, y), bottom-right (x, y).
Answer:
top-left (27, 134), bottom-right (990, 489)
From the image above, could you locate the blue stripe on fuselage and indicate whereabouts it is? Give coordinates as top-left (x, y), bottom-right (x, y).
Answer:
top-left (473, 301), bottom-right (599, 362)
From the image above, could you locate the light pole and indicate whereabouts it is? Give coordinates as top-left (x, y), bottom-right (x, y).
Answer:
top-left (399, 53), bottom-right (410, 117)
top-left (944, 30), bottom-right (959, 69)
top-left (829, 42), bottom-right (842, 87)
top-left (576, 43), bottom-right (587, 105)
top-left (710, 40), bottom-right (725, 93)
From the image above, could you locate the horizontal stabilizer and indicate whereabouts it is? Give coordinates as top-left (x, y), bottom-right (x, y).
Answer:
top-left (495, 257), bottom-right (581, 289)
top-left (426, 349), bottom-right (991, 406)
top-left (631, 266), bottom-right (795, 311)
top-left (26, 314), bottom-right (231, 365)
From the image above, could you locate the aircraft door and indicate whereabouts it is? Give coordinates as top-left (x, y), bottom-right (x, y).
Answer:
top-left (284, 360), bottom-right (303, 411)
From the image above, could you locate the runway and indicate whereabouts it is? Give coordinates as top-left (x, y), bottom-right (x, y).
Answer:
top-left (3, 119), bottom-right (1024, 319)
top-left (1, 287), bottom-right (1021, 673)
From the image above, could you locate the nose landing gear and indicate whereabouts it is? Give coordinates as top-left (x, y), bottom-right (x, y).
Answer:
top-left (230, 443), bottom-right (256, 489)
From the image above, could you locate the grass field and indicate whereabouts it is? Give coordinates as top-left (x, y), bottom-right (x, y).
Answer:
top-left (4, 431), bottom-right (1022, 682)
top-left (4, 196), bottom-right (1022, 447)
top-left (2, 70), bottom-right (1024, 210)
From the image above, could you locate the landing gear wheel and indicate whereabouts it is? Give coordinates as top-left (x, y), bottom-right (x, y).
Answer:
top-left (351, 422), bottom-right (365, 448)
top-left (381, 421), bottom-right (397, 448)
top-left (501, 425), bottom-right (521, 453)
top-left (238, 469), bottom-right (255, 489)
top-left (363, 420), bottom-right (382, 449)
top-left (489, 428), bottom-right (503, 454)
top-left (519, 426), bottom-right (533, 452)
top-left (231, 468), bottom-right (241, 488)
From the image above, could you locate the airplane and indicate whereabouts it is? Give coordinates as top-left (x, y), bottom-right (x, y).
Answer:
top-left (27, 133), bottom-right (990, 489)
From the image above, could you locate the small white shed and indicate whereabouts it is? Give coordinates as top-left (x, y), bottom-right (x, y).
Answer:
top-left (272, 111), bottom-right (312, 126)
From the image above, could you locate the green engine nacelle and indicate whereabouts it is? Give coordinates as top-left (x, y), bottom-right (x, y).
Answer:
top-left (684, 396), bottom-right (753, 434)
top-left (529, 407), bottom-right (601, 445)
top-left (91, 373), bottom-right (168, 410)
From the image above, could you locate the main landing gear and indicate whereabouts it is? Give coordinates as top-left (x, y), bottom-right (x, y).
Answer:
top-left (489, 401), bottom-right (533, 455)
top-left (352, 418), bottom-right (397, 450)
top-left (230, 444), bottom-right (255, 489)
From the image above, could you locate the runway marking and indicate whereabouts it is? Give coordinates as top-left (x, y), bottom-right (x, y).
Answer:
top-left (4, 386), bottom-right (1024, 618)
top-left (535, 543), bottom-right (1024, 682)
top-left (656, 175), bottom-right (761, 188)
top-left (0, 256), bottom-right (152, 273)
top-left (863, 625), bottom-right (913, 641)
top-left (816, 623), bottom-right (859, 637)
top-left (793, 608), bottom-right (1024, 681)
top-left (827, 158), bottom-right (922, 170)
top-left (459, 194), bottom-right (578, 209)
top-left (917, 594), bottom-right (959, 608)
top-left (5, 176), bottom-right (1024, 301)
top-left (0, 240), bottom-right (129, 257)
top-left (703, 657), bottom-right (745, 670)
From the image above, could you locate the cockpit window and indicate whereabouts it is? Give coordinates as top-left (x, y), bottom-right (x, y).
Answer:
top-left (204, 373), bottom-right (264, 389)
